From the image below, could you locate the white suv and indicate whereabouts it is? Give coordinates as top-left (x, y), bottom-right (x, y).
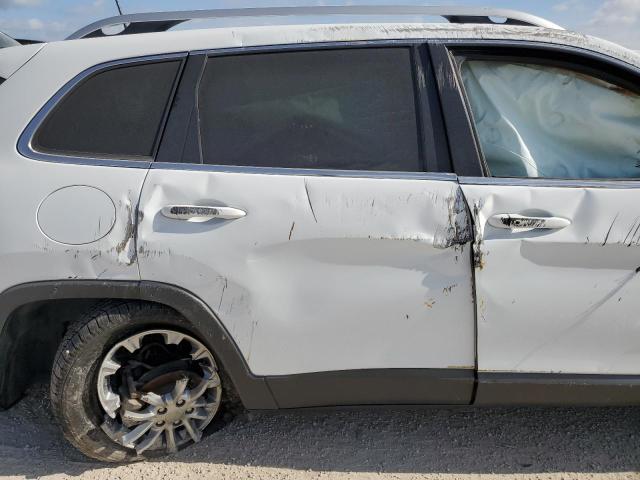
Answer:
top-left (1, 6), bottom-right (639, 462)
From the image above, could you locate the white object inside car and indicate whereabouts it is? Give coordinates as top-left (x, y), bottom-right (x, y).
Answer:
top-left (460, 59), bottom-right (640, 179)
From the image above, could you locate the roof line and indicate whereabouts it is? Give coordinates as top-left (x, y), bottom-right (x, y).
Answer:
top-left (67, 5), bottom-right (564, 40)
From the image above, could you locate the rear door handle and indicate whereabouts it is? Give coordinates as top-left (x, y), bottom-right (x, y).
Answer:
top-left (488, 214), bottom-right (571, 231)
top-left (161, 205), bottom-right (246, 222)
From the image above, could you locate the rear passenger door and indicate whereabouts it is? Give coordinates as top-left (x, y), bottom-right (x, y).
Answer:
top-left (138, 45), bottom-right (476, 407)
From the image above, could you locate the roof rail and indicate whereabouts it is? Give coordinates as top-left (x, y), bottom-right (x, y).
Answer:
top-left (67, 5), bottom-right (563, 40)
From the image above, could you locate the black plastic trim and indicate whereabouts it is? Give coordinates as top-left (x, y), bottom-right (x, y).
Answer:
top-left (267, 368), bottom-right (474, 408)
top-left (476, 372), bottom-right (640, 406)
top-left (412, 44), bottom-right (453, 173)
top-left (0, 280), bottom-right (277, 410)
top-left (421, 44), bottom-right (453, 173)
top-left (428, 42), bottom-right (483, 177)
top-left (156, 53), bottom-right (206, 164)
top-left (410, 45), bottom-right (429, 173)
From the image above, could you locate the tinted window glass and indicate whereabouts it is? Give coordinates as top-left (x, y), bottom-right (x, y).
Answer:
top-left (0, 31), bottom-right (19, 49)
top-left (460, 59), bottom-right (640, 179)
top-left (34, 60), bottom-right (181, 159)
top-left (198, 48), bottom-right (421, 171)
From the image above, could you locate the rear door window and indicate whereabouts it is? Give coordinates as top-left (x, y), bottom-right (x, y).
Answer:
top-left (197, 48), bottom-right (423, 172)
top-left (33, 60), bottom-right (182, 159)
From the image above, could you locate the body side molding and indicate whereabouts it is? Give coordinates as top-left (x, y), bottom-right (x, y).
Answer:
top-left (266, 368), bottom-right (475, 408)
top-left (476, 372), bottom-right (640, 406)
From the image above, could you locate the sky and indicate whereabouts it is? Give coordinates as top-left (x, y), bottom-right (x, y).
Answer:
top-left (0, 0), bottom-right (639, 50)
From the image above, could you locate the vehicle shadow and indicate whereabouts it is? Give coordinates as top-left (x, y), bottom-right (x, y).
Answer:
top-left (1, 383), bottom-right (639, 477)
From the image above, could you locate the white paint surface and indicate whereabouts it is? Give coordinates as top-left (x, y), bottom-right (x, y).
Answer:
top-left (462, 183), bottom-right (640, 374)
top-left (0, 61), bottom-right (145, 285)
top-left (2, 21), bottom-right (640, 378)
top-left (138, 171), bottom-right (475, 375)
top-left (0, 43), bottom-right (43, 79)
top-left (37, 185), bottom-right (116, 245)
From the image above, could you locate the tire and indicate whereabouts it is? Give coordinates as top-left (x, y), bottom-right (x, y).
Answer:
top-left (50, 300), bottom-right (232, 462)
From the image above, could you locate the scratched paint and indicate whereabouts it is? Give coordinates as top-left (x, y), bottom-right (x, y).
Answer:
top-left (0, 41), bottom-right (148, 289)
top-left (0, 171), bottom-right (145, 292)
top-left (2, 19), bottom-right (639, 377)
top-left (138, 170), bottom-right (476, 376)
top-left (462, 184), bottom-right (640, 375)
top-left (37, 185), bottom-right (116, 245)
top-left (113, 193), bottom-right (139, 266)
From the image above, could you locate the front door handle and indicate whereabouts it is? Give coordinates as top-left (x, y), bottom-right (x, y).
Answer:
top-left (161, 205), bottom-right (247, 222)
top-left (488, 214), bottom-right (571, 231)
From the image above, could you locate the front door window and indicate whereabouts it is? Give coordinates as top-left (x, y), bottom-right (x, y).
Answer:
top-left (459, 59), bottom-right (640, 179)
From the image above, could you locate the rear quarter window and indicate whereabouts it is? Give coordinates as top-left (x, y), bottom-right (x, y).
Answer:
top-left (32, 59), bottom-right (182, 159)
top-left (0, 32), bottom-right (19, 49)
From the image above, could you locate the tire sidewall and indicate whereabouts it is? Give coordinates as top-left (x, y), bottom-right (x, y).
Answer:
top-left (53, 302), bottom-right (219, 462)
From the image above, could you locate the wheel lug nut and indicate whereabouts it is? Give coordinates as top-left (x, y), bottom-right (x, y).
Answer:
top-left (176, 399), bottom-right (185, 407)
top-left (186, 408), bottom-right (194, 414)
top-left (156, 420), bottom-right (165, 427)
top-left (157, 407), bottom-right (167, 414)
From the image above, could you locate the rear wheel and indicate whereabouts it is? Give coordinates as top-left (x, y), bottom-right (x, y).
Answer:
top-left (50, 301), bottom-right (227, 462)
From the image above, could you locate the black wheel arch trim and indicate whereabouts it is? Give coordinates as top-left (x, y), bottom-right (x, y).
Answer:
top-left (0, 279), bottom-right (278, 410)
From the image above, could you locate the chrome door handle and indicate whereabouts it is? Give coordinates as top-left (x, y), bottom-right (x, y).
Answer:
top-left (161, 205), bottom-right (246, 221)
top-left (488, 214), bottom-right (571, 231)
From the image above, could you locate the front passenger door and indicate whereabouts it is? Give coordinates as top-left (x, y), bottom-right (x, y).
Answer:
top-left (449, 44), bottom-right (640, 381)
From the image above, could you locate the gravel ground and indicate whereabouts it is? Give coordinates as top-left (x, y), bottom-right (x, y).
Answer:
top-left (0, 383), bottom-right (639, 480)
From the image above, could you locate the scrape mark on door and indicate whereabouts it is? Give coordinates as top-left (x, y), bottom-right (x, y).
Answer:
top-left (303, 179), bottom-right (318, 223)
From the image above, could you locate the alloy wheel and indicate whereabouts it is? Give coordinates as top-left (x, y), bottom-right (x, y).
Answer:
top-left (96, 329), bottom-right (222, 454)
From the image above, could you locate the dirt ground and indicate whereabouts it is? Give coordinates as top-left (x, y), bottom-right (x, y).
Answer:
top-left (0, 383), bottom-right (639, 480)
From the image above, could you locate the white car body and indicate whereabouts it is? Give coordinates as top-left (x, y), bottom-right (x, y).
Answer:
top-left (1, 15), bottom-right (640, 417)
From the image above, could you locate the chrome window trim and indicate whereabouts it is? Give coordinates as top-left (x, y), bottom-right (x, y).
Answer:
top-left (17, 52), bottom-right (188, 170)
top-left (459, 176), bottom-right (640, 189)
top-left (152, 162), bottom-right (458, 181)
top-left (19, 41), bottom-right (445, 180)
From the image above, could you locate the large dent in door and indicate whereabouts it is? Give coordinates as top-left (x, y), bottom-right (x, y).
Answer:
top-left (300, 178), bottom-right (472, 248)
top-left (138, 172), bottom-right (476, 376)
top-left (36, 189), bottom-right (141, 280)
